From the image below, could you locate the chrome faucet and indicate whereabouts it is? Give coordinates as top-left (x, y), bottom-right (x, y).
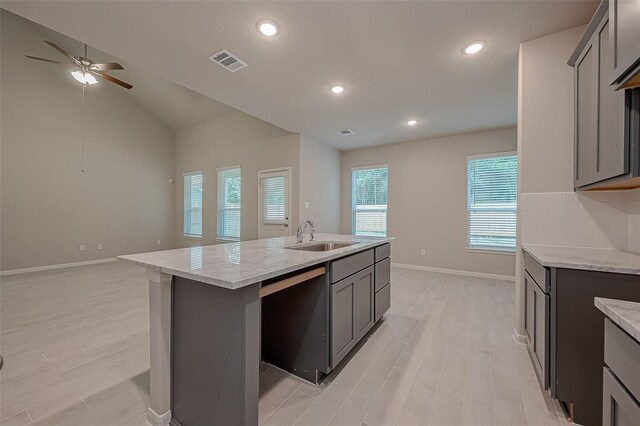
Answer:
top-left (296, 220), bottom-right (315, 244)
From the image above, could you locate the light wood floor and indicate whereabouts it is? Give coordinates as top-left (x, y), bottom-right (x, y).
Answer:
top-left (1, 262), bottom-right (568, 425)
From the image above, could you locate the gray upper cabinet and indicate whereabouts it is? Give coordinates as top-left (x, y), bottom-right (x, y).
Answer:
top-left (610, 0), bottom-right (640, 88)
top-left (575, 40), bottom-right (597, 187)
top-left (569, 3), bottom-right (640, 191)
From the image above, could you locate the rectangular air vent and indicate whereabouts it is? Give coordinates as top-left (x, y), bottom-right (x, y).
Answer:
top-left (338, 129), bottom-right (354, 135)
top-left (209, 49), bottom-right (247, 72)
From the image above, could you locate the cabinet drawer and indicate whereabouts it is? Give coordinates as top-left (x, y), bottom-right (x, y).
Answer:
top-left (331, 249), bottom-right (374, 283)
top-left (375, 283), bottom-right (390, 322)
top-left (523, 250), bottom-right (549, 292)
top-left (374, 257), bottom-right (390, 292)
top-left (374, 243), bottom-right (390, 262)
top-left (604, 319), bottom-right (640, 402)
top-left (603, 367), bottom-right (640, 426)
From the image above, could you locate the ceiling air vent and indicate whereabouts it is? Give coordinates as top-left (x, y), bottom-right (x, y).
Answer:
top-left (337, 129), bottom-right (354, 135)
top-left (209, 49), bottom-right (247, 72)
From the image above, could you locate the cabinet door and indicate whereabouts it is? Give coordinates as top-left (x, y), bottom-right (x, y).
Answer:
top-left (331, 276), bottom-right (356, 367)
top-left (596, 18), bottom-right (628, 182)
top-left (610, 0), bottom-right (640, 85)
top-left (533, 284), bottom-right (547, 376)
top-left (603, 368), bottom-right (640, 426)
top-left (525, 274), bottom-right (535, 345)
top-left (354, 266), bottom-right (374, 341)
top-left (575, 40), bottom-right (597, 188)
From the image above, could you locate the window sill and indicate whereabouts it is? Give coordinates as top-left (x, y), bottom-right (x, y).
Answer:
top-left (466, 247), bottom-right (515, 256)
top-left (217, 237), bottom-right (240, 242)
top-left (182, 234), bottom-right (202, 240)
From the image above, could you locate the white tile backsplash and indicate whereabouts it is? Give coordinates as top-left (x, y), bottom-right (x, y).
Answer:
top-left (520, 189), bottom-right (640, 252)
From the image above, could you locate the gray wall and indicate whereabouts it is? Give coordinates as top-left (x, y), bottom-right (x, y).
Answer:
top-left (340, 127), bottom-right (517, 278)
top-left (0, 10), bottom-right (175, 271)
top-left (173, 112), bottom-right (297, 246)
top-left (299, 135), bottom-right (341, 233)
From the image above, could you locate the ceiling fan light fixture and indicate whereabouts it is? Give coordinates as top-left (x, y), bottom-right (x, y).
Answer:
top-left (71, 70), bottom-right (98, 85)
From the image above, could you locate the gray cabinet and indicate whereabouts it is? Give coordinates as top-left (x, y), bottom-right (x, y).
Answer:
top-left (569, 3), bottom-right (640, 191)
top-left (610, 0), bottom-right (640, 87)
top-left (603, 368), bottom-right (640, 426)
top-left (331, 275), bottom-right (356, 367)
top-left (331, 266), bottom-right (374, 367)
top-left (524, 271), bottom-right (549, 389)
top-left (355, 267), bottom-right (375, 341)
top-left (573, 11), bottom-right (629, 188)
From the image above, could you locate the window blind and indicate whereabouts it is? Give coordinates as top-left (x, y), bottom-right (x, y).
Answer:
top-left (467, 154), bottom-right (517, 250)
top-left (217, 167), bottom-right (241, 241)
top-left (352, 167), bottom-right (388, 237)
top-left (184, 172), bottom-right (203, 237)
top-left (263, 176), bottom-right (286, 224)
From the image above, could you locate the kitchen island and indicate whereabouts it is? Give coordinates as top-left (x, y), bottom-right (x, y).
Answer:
top-left (119, 234), bottom-right (392, 426)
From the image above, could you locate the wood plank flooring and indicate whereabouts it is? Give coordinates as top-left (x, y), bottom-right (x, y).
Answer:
top-left (1, 263), bottom-right (569, 425)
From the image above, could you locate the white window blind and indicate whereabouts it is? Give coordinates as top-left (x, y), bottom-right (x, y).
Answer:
top-left (263, 176), bottom-right (286, 224)
top-left (467, 153), bottom-right (517, 250)
top-left (352, 166), bottom-right (388, 237)
top-left (217, 167), bottom-right (241, 241)
top-left (183, 172), bottom-right (203, 237)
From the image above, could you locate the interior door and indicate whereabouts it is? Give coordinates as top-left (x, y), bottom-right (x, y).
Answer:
top-left (258, 168), bottom-right (291, 239)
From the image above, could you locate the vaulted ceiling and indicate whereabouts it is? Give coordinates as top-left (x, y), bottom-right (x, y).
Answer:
top-left (2, 1), bottom-right (598, 149)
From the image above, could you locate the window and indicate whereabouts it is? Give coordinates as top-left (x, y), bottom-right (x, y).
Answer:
top-left (352, 166), bottom-right (388, 237)
top-left (262, 175), bottom-right (287, 224)
top-left (467, 153), bottom-right (518, 251)
top-left (183, 172), bottom-right (203, 237)
top-left (217, 166), bottom-right (241, 241)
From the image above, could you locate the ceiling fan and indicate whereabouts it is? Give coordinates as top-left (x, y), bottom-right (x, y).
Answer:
top-left (26, 41), bottom-right (133, 90)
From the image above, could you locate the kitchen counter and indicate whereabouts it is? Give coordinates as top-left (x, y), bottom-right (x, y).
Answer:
top-left (522, 245), bottom-right (640, 275)
top-left (119, 233), bottom-right (392, 289)
top-left (595, 297), bottom-right (640, 342)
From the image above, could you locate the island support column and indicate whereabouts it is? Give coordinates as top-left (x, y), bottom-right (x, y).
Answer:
top-left (147, 269), bottom-right (173, 426)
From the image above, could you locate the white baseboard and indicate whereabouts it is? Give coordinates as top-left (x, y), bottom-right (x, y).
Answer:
top-left (391, 262), bottom-right (515, 282)
top-left (0, 258), bottom-right (117, 276)
top-left (147, 408), bottom-right (171, 426)
top-left (512, 328), bottom-right (528, 345)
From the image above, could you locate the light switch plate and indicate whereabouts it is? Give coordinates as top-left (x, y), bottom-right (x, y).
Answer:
top-left (97, 243), bottom-right (103, 250)
top-left (79, 244), bottom-right (86, 252)
top-left (304, 202), bottom-right (310, 209)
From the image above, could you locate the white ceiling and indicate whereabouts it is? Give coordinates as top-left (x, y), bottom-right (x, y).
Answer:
top-left (3, 1), bottom-right (597, 149)
top-left (26, 14), bottom-right (234, 131)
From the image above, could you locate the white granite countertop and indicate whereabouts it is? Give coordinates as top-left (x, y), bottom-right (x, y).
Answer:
top-left (118, 234), bottom-right (392, 289)
top-left (522, 245), bottom-right (640, 275)
top-left (595, 298), bottom-right (640, 342)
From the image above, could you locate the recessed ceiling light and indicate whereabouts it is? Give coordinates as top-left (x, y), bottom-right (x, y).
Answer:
top-left (406, 119), bottom-right (419, 126)
top-left (257, 20), bottom-right (279, 37)
top-left (462, 41), bottom-right (486, 55)
top-left (330, 85), bottom-right (346, 95)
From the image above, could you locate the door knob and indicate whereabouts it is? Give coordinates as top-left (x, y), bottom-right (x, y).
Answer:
top-left (284, 223), bottom-right (289, 228)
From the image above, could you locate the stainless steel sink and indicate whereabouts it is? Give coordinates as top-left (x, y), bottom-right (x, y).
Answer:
top-left (285, 241), bottom-right (356, 252)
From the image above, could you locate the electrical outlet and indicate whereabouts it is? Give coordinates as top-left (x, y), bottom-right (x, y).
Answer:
top-left (157, 239), bottom-right (161, 245)
top-left (420, 249), bottom-right (426, 256)
top-left (304, 201), bottom-right (310, 209)
top-left (79, 244), bottom-right (86, 252)
top-left (97, 243), bottom-right (103, 250)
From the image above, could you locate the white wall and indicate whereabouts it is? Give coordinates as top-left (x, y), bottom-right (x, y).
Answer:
top-left (173, 111), bottom-right (297, 246)
top-left (0, 10), bottom-right (175, 271)
top-left (299, 135), bottom-right (341, 233)
top-left (516, 25), bottom-right (640, 334)
top-left (341, 127), bottom-right (517, 278)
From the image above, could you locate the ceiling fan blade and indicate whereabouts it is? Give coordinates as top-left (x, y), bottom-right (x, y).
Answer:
top-left (25, 55), bottom-right (69, 65)
top-left (89, 70), bottom-right (133, 90)
top-left (89, 62), bottom-right (124, 71)
top-left (44, 40), bottom-right (79, 64)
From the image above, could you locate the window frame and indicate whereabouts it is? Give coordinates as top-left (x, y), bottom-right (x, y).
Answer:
top-left (351, 164), bottom-right (389, 237)
top-left (216, 165), bottom-right (242, 242)
top-left (466, 151), bottom-right (517, 253)
top-left (183, 170), bottom-right (203, 239)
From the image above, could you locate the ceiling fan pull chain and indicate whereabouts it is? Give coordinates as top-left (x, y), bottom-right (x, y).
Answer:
top-left (81, 83), bottom-right (85, 173)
